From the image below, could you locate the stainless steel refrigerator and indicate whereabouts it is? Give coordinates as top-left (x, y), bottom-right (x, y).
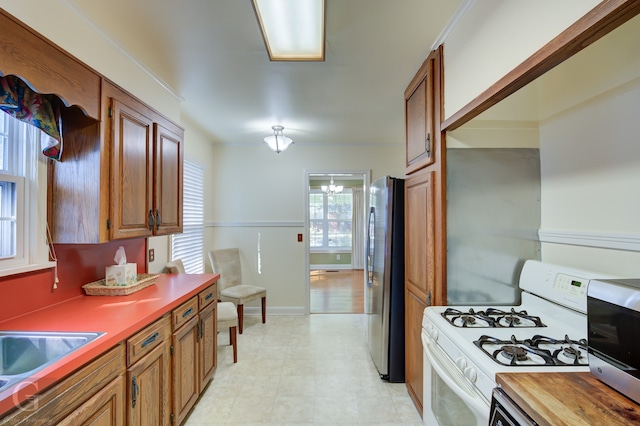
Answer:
top-left (365, 176), bottom-right (405, 382)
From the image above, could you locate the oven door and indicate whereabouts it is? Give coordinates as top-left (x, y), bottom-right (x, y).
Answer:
top-left (421, 329), bottom-right (489, 426)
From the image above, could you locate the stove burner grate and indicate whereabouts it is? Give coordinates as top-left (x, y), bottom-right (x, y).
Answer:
top-left (474, 334), bottom-right (589, 367)
top-left (441, 307), bottom-right (546, 328)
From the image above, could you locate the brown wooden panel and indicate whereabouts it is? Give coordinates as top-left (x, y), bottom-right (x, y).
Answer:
top-left (153, 123), bottom-right (183, 236)
top-left (497, 372), bottom-right (640, 426)
top-left (127, 316), bottom-right (170, 367)
top-left (198, 284), bottom-right (217, 309)
top-left (198, 302), bottom-right (217, 391)
top-left (57, 375), bottom-right (125, 426)
top-left (0, 9), bottom-right (101, 119)
top-left (172, 297), bottom-right (199, 330)
top-left (404, 168), bottom-right (435, 302)
top-left (405, 290), bottom-right (426, 415)
top-left (172, 317), bottom-right (199, 426)
top-left (110, 98), bottom-right (154, 240)
top-left (127, 343), bottom-right (170, 426)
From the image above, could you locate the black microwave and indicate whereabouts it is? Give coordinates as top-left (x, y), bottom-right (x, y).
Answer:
top-left (587, 278), bottom-right (640, 404)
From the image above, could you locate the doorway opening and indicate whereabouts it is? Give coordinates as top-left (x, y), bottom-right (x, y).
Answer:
top-left (304, 170), bottom-right (370, 314)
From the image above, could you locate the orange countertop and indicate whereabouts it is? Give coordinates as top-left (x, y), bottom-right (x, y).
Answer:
top-left (0, 273), bottom-right (219, 416)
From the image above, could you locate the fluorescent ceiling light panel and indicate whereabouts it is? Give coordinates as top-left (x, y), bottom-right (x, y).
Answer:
top-left (252, 0), bottom-right (325, 61)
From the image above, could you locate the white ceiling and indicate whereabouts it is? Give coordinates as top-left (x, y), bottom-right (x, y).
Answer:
top-left (68, 0), bottom-right (462, 148)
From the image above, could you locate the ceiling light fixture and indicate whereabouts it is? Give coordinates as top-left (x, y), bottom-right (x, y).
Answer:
top-left (251, 0), bottom-right (326, 61)
top-left (322, 176), bottom-right (343, 195)
top-left (264, 125), bottom-right (293, 154)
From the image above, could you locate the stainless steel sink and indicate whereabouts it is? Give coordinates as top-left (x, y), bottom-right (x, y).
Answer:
top-left (0, 331), bottom-right (104, 392)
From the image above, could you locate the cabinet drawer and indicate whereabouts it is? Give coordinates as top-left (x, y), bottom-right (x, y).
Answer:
top-left (173, 297), bottom-right (199, 329)
top-left (198, 284), bottom-right (217, 309)
top-left (127, 315), bottom-right (170, 366)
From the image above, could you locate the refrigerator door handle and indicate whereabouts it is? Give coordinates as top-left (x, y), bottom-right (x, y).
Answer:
top-left (366, 206), bottom-right (375, 288)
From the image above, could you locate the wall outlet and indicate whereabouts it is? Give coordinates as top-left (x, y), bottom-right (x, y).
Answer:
top-left (148, 249), bottom-right (155, 262)
top-left (336, 254), bottom-right (341, 260)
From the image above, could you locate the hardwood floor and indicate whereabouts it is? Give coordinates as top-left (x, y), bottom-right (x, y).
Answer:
top-left (310, 269), bottom-right (364, 314)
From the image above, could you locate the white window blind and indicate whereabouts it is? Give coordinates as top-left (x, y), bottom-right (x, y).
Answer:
top-left (171, 160), bottom-right (204, 273)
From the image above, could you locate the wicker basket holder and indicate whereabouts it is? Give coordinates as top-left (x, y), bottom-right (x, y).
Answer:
top-left (83, 274), bottom-right (159, 296)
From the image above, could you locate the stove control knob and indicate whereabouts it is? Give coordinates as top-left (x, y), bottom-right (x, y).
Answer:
top-left (463, 367), bottom-right (477, 383)
top-left (430, 329), bottom-right (438, 341)
top-left (425, 324), bottom-right (433, 334)
top-left (455, 357), bottom-right (467, 370)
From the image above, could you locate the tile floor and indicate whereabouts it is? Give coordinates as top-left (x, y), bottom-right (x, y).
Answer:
top-left (185, 314), bottom-right (422, 425)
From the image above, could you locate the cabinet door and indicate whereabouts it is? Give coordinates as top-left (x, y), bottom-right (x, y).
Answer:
top-left (199, 302), bottom-right (217, 390)
top-left (405, 57), bottom-right (434, 173)
top-left (153, 123), bottom-right (183, 236)
top-left (172, 316), bottom-right (200, 426)
top-left (405, 169), bottom-right (436, 303)
top-left (127, 343), bottom-right (170, 426)
top-left (405, 291), bottom-right (426, 415)
top-left (110, 98), bottom-right (154, 240)
top-left (57, 375), bottom-right (125, 426)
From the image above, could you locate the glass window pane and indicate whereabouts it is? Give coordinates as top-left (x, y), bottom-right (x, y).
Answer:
top-left (0, 181), bottom-right (17, 258)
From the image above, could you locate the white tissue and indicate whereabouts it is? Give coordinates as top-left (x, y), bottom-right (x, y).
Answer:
top-left (114, 246), bottom-right (127, 265)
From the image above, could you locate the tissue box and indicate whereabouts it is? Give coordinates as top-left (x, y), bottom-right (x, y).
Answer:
top-left (105, 264), bottom-right (137, 286)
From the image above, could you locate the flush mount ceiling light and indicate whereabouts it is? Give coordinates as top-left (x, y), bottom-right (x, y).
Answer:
top-left (251, 0), bottom-right (326, 61)
top-left (264, 125), bottom-right (293, 153)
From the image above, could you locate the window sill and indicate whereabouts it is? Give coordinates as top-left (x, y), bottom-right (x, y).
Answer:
top-left (0, 261), bottom-right (57, 278)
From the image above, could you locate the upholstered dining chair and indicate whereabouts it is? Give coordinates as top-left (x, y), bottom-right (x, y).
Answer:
top-left (165, 259), bottom-right (239, 362)
top-left (208, 248), bottom-right (266, 334)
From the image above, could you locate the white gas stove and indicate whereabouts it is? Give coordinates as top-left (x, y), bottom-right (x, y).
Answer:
top-left (421, 260), bottom-right (611, 426)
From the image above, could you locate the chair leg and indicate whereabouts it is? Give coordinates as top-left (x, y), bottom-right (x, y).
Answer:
top-left (230, 326), bottom-right (237, 363)
top-left (261, 296), bottom-right (266, 324)
top-left (237, 304), bottom-right (244, 334)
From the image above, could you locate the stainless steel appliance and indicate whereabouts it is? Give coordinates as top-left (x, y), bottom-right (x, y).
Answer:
top-left (588, 278), bottom-right (640, 404)
top-left (365, 176), bottom-right (404, 382)
top-left (422, 260), bottom-right (610, 425)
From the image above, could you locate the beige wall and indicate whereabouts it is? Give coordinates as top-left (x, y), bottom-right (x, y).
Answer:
top-left (203, 143), bottom-right (403, 313)
top-left (443, 0), bottom-right (599, 120)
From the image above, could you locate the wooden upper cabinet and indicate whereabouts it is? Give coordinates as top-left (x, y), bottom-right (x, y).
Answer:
top-left (153, 123), bottom-right (183, 236)
top-left (405, 48), bottom-right (441, 174)
top-left (111, 99), bottom-right (155, 240)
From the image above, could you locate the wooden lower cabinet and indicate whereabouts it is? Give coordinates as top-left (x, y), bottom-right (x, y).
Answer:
top-left (172, 284), bottom-right (217, 425)
top-left (404, 168), bottom-right (437, 415)
top-left (58, 375), bottom-right (125, 426)
top-left (405, 291), bottom-right (427, 414)
top-left (172, 315), bottom-right (200, 425)
top-left (0, 345), bottom-right (126, 426)
top-left (126, 316), bottom-right (171, 426)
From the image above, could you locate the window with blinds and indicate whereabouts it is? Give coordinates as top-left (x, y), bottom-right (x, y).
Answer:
top-left (171, 160), bottom-right (204, 273)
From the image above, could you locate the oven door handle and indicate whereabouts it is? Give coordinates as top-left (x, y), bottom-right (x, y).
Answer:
top-left (421, 331), bottom-right (489, 417)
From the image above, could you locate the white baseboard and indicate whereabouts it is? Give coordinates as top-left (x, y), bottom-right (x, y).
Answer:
top-left (244, 306), bottom-right (307, 316)
top-left (310, 264), bottom-right (353, 270)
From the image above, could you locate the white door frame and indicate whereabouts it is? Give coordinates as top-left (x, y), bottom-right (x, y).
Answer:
top-left (303, 169), bottom-right (371, 314)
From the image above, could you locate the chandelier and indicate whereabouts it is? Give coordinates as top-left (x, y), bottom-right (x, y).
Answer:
top-left (321, 176), bottom-right (343, 195)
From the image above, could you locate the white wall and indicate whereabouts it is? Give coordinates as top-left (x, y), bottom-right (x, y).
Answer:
top-left (204, 143), bottom-right (404, 313)
top-left (444, 0), bottom-right (599, 120)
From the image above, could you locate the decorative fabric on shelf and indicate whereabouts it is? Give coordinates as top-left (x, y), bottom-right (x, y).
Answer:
top-left (0, 75), bottom-right (63, 160)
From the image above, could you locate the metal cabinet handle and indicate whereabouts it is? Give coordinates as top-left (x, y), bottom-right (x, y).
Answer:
top-left (182, 307), bottom-right (193, 318)
top-left (205, 292), bottom-right (214, 301)
top-left (141, 332), bottom-right (159, 348)
top-left (155, 209), bottom-right (161, 228)
top-left (148, 210), bottom-right (154, 230)
top-left (131, 376), bottom-right (139, 408)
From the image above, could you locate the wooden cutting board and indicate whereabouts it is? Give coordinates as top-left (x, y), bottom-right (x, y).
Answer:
top-left (496, 372), bottom-right (640, 426)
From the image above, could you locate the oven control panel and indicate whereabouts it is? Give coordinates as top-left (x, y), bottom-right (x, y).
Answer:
top-left (553, 273), bottom-right (589, 297)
